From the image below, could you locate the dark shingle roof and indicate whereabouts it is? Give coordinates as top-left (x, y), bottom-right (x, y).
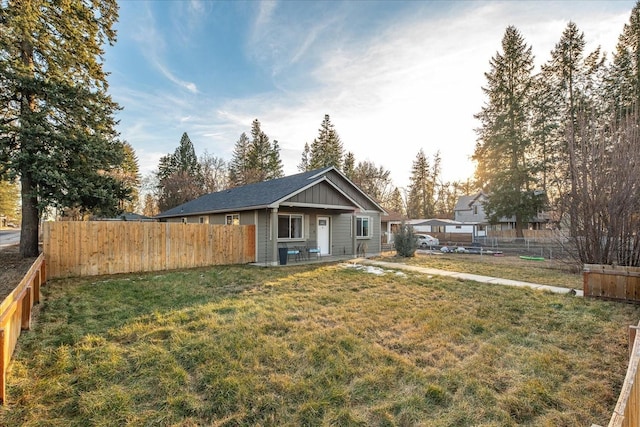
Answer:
top-left (156, 167), bottom-right (334, 218)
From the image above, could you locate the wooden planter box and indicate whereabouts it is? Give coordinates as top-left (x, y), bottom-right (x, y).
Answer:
top-left (583, 264), bottom-right (640, 303)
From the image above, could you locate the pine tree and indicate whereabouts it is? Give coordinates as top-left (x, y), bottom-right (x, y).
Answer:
top-left (156, 132), bottom-right (205, 211)
top-left (111, 142), bottom-right (140, 213)
top-left (246, 119), bottom-right (283, 183)
top-left (228, 132), bottom-right (251, 187)
top-left (472, 26), bottom-right (543, 237)
top-left (0, 0), bottom-right (125, 256)
top-left (406, 149), bottom-right (435, 219)
top-left (386, 187), bottom-right (405, 216)
top-left (308, 114), bottom-right (344, 170)
top-left (609, 1), bottom-right (640, 119)
top-left (298, 142), bottom-right (311, 172)
top-left (343, 152), bottom-right (355, 180)
top-left (229, 120), bottom-right (283, 186)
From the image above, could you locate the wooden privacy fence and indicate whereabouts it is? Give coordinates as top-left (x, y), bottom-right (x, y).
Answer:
top-left (43, 222), bottom-right (256, 278)
top-left (0, 253), bottom-right (46, 404)
top-left (583, 264), bottom-right (640, 303)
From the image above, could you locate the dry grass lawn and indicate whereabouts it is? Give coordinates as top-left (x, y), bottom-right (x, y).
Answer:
top-left (0, 261), bottom-right (637, 426)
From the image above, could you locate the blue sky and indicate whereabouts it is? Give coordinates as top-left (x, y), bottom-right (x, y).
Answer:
top-left (104, 0), bottom-right (636, 191)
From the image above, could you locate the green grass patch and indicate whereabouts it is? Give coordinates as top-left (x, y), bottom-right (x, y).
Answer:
top-left (1, 262), bottom-right (636, 426)
top-left (383, 252), bottom-right (583, 289)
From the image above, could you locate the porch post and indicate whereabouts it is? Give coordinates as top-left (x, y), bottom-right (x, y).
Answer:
top-left (271, 208), bottom-right (279, 265)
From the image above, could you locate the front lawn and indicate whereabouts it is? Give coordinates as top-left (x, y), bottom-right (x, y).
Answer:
top-left (1, 262), bottom-right (637, 426)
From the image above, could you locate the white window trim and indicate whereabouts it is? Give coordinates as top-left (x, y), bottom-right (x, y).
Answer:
top-left (225, 213), bottom-right (240, 225)
top-left (278, 213), bottom-right (304, 240)
top-left (356, 216), bottom-right (371, 239)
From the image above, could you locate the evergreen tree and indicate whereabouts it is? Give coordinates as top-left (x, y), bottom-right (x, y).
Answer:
top-left (0, 0), bottom-right (125, 256)
top-left (229, 120), bottom-right (283, 186)
top-left (386, 187), bottom-right (406, 216)
top-left (298, 142), bottom-right (310, 172)
top-left (609, 1), bottom-right (640, 119)
top-left (156, 132), bottom-right (205, 211)
top-left (472, 26), bottom-right (543, 237)
top-left (246, 119), bottom-right (283, 183)
top-left (228, 132), bottom-right (251, 187)
top-left (111, 142), bottom-right (140, 213)
top-left (406, 149), bottom-right (435, 219)
top-left (308, 114), bottom-right (344, 170)
top-left (343, 152), bottom-right (356, 180)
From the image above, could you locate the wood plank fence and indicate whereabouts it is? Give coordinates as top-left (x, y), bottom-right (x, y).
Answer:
top-left (0, 253), bottom-right (46, 404)
top-left (592, 321), bottom-right (640, 427)
top-left (43, 222), bottom-right (256, 278)
top-left (583, 264), bottom-right (640, 303)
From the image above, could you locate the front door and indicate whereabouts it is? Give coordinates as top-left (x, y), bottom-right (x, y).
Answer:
top-left (317, 216), bottom-right (330, 255)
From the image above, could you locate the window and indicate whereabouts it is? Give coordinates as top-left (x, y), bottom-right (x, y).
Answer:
top-left (473, 205), bottom-right (478, 215)
top-left (199, 216), bottom-right (208, 224)
top-left (455, 225), bottom-right (462, 229)
top-left (278, 214), bottom-right (303, 239)
top-left (356, 216), bottom-right (370, 238)
top-left (225, 214), bottom-right (239, 225)
top-left (181, 217), bottom-right (187, 223)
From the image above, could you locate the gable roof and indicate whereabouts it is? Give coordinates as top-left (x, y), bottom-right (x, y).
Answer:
top-left (156, 166), bottom-right (385, 218)
top-left (453, 191), bottom-right (487, 211)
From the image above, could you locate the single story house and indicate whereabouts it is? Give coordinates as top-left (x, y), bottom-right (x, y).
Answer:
top-left (156, 167), bottom-right (386, 265)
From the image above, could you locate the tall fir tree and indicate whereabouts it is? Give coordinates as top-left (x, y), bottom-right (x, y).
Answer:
top-left (298, 142), bottom-right (311, 172)
top-left (112, 142), bottom-right (141, 213)
top-left (473, 26), bottom-right (543, 237)
top-left (156, 132), bottom-right (204, 211)
top-left (228, 132), bottom-right (251, 187)
top-left (343, 152), bottom-right (356, 180)
top-left (609, 1), bottom-right (640, 119)
top-left (406, 149), bottom-right (435, 219)
top-left (229, 120), bottom-right (283, 186)
top-left (0, 0), bottom-right (125, 256)
top-left (307, 114), bottom-right (344, 170)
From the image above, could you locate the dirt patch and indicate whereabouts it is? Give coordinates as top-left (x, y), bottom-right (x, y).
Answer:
top-left (0, 245), bottom-right (39, 302)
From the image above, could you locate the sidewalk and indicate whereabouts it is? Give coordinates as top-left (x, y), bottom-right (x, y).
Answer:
top-left (355, 258), bottom-right (583, 297)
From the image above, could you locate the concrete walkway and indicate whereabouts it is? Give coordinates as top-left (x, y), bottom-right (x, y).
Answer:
top-left (355, 258), bottom-right (583, 297)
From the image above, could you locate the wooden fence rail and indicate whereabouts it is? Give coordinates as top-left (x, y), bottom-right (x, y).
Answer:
top-left (0, 253), bottom-right (46, 404)
top-left (43, 222), bottom-right (256, 278)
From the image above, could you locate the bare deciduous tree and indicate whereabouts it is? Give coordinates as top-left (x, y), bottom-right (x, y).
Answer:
top-left (566, 110), bottom-right (640, 266)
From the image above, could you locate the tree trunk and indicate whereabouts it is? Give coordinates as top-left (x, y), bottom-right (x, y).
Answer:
top-left (19, 171), bottom-right (40, 258)
top-left (515, 213), bottom-right (525, 239)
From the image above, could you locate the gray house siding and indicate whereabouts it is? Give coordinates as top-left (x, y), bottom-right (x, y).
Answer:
top-left (156, 167), bottom-right (385, 265)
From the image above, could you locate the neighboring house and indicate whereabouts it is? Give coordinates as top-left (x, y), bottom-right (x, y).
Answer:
top-left (412, 218), bottom-right (475, 235)
top-left (454, 191), bottom-right (549, 234)
top-left (156, 167), bottom-right (386, 265)
top-left (381, 210), bottom-right (404, 244)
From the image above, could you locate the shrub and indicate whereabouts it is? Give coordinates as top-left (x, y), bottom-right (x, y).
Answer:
top-left (394, 223), bottom-right (417, 257)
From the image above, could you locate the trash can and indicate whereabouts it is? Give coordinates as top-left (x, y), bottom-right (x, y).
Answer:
top-left (278, 247), bottom-right (288, 265)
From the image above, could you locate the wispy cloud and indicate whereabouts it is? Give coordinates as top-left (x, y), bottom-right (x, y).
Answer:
top-left (132, 2), bottom-right (198, 93)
